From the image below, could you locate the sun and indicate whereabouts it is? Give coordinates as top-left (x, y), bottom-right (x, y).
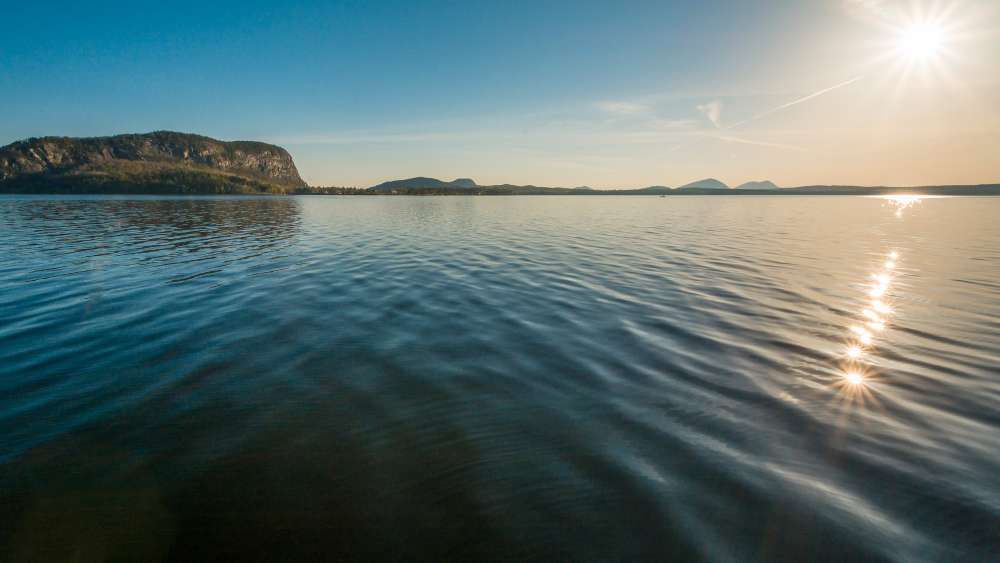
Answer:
top-left (897, 23), bottom-right (946, 59)
top-left (867, 5), bottom-right (963, 90)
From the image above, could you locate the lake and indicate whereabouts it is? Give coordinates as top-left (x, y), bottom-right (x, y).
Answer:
top-left (1, 195), bottom-right (998, 561)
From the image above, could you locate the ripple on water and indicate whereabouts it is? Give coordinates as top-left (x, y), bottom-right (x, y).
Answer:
top-left (0, 194), bottom-right (999, 561)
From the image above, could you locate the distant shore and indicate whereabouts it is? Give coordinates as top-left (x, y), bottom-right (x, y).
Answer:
top-left (3, 184), bottom-right (999, 197)
top-left (5, 133), bottom-right (998, 196)
top-left (308, 184), bottom-right (1000, 196)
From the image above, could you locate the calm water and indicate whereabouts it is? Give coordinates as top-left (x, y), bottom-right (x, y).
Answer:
top-left (1, 195), bottom-right (998, 561)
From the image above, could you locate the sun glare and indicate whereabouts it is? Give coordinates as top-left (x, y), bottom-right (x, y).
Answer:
top-left (897, 23), bottom-right (946, 59)
top-left (844, 371), bottom-right (865, 386)
top-left (872, 300), bottom-right (892, 315)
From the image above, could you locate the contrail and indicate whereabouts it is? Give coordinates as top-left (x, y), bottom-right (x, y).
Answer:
top-left (715, 134), bottom-right (807, 152)
top-left (667, 75), bottom-right (864, 156)
top-left (727, 75), bottom-right (864, 129)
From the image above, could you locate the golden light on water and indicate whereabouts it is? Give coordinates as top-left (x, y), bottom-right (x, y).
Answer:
top-left (835, 241), bottom-right (905, 402)
top-left (851, 325), bottom-right (874, 346)
top-left (831, 194), bottom-right (922, 405)
top-left (834, 366), bottom-right (876, 403)
top-left (844, 371), bottom-right (866, 386)
top-left (885, 195), bottom-right (922, 204)
top-left (882, 195), bottom-right (924, 219)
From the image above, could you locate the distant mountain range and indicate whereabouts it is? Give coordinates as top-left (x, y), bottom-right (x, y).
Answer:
top-left (362, 177), bottom-right (1000, 196)
top-left (677, 178), bottom-right (729, 189)
top-left (735, 180), bottom-right (780, 190)
top-left (367, 177), bottom-right (772, 193)
top-left (369, 177), bottom-right (479, 191)
top-left (674, 179), bottom-right (781, 190)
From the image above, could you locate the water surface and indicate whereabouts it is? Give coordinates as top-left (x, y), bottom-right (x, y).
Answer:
top-left (1, 195), bottom-right (998, 561)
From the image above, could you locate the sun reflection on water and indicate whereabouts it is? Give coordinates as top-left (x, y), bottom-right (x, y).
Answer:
top-left (872, 300), bottom-right (892, 315)
top-left (882, 194), bottom-right (923, 218)
top-left (830, 197), bottom-right (927, 409)
top-left (837, 246), bottom-right (904, 399)
top-left (844, 371), bottom-right (865, 386)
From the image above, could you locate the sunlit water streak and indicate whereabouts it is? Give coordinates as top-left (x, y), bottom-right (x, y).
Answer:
top-left (884, 194), bottom-right (925, 217)
top-left (836, 198), bottom-right (929, 407)
top-left (839, 248), bottom-right (900, 392)
top-left (0, 195), bottom-right (998, 562)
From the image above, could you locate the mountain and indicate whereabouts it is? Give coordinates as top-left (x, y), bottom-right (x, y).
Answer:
top-left (369, 177), bottom-right (480, 191)
top-left (0, 131), bottom-right (306, 194)
top-left (636, 185), bottom-right (672, 193)
top-left (735, 180), bottom-right (780, 190)
top-left (677, 178), bottom-right (729, 189)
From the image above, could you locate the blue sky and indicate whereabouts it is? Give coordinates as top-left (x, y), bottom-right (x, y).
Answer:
top-left (2, 0), bottom-right (998, 187)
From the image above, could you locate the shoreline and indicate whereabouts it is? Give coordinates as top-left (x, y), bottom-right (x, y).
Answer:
top-left (2, 185), bottom-right (999, 197)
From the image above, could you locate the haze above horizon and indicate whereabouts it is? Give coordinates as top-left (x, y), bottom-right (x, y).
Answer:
top-left (2, 0), bottom-right (998, 188)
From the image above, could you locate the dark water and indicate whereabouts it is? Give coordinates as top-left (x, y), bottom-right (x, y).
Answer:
top-left (1, 195), bottom-right (998, 562)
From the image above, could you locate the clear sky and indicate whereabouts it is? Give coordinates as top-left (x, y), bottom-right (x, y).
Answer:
top-left (1, 0), bottom-right (998, 188)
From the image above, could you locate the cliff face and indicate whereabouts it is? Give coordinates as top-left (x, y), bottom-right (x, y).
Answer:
top-left (0, 131), bottom-right (307, 193)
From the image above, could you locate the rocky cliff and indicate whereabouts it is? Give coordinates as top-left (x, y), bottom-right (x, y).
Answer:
top-left (0, 131), bottom-right (307, 193)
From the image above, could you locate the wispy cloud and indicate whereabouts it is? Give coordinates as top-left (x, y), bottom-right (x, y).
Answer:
top-left (270, 131), bottom-right (471, 145)
top-left (597, 101), bottom-right (649, 115)
top-left (696, 101), bottom-right (724, 128)
top-left (649, 118), bottom-right (700, 130)
top-left (844, 0), bottom-right (893, 23)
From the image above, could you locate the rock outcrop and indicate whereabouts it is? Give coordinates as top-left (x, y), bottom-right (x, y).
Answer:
top-left (0, 131), bottom-right (307, 193)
